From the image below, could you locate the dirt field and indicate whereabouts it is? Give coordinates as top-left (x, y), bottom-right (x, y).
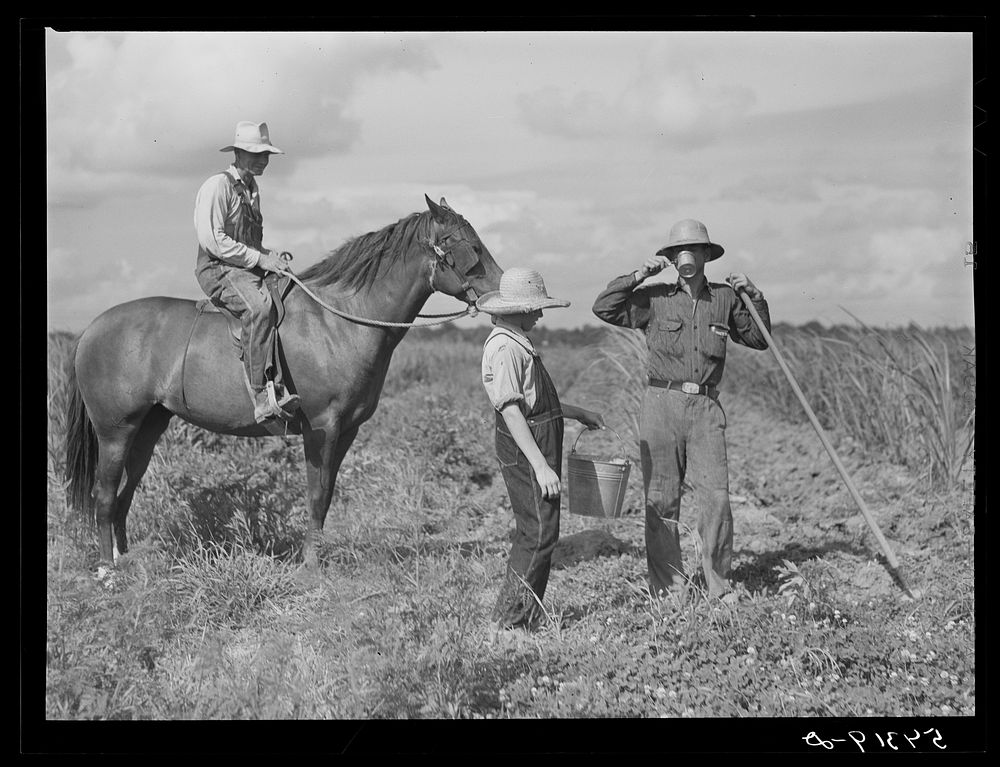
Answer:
top-left (42, 327), bottom-right (977, 740)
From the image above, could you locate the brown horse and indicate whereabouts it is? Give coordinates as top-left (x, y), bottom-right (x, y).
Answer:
top-left (64, 195), bottom-right (503, 570)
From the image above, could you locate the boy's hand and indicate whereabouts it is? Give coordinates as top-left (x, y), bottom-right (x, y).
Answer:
top-left (579, 410), bottom-right (606, 430)
top-left (533, 462), bottom-right (562, 499)
top-left (562, 405), bottom-right (606, 431)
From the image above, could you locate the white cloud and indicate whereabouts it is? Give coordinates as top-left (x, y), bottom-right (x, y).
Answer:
top-left (518, 69), bottom-right (755, 147)
top-left (719, 175), bottom-right (822, 204)
top-left (866, 227), bottom-right (965, 288)
top-left (45, 31), bottom-right (440, 202)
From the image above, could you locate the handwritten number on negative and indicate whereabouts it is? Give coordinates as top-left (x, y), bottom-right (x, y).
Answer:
top-left (804, 729), bottom-right (946, 752)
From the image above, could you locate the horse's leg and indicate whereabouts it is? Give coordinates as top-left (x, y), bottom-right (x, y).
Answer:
top-left (92, 428), bottom-right (136, 568)
top-left (302, 423), bottom-right (361, 568)
top-left (113, 405), bottom-right (174, 556)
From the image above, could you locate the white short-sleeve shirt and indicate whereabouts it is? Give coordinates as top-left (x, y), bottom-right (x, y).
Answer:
top-left (481, 322), bottom-right (541, 413)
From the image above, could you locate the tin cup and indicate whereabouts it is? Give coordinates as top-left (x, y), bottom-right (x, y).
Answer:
top-left (675, 250), bottom-right (697, 278)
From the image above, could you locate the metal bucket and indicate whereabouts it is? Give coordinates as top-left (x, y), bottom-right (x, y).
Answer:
top-left (567, 428), bottom-right (631, 519)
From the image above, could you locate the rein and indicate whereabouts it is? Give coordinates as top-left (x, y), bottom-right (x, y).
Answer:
top-left (281, 233), bottom-right (481, 329)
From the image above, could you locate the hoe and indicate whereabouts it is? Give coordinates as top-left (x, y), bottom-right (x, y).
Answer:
top-left (737, 288), bottom-right (921, 600)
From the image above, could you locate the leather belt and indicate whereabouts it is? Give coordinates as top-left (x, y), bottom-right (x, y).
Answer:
top-left (648, 378), bottom-right (718, 398)
top-left (526, 409), bottom-right (563, 426)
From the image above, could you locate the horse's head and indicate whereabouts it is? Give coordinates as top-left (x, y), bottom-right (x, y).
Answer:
top-left (423, 195), bottom-right (503, 305)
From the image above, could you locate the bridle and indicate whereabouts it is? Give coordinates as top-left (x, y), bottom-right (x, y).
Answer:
top-left (422, 219), bottom-right (483, 307)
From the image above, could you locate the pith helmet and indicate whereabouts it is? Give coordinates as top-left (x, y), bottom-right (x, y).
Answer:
top-left (220, 121), bottom-right (284, 154)
top-left (476, 267), bottom-right (571, 315)
top-left (655, 219), bottom-right (724, 261)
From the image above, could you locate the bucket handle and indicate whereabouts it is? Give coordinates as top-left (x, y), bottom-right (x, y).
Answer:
top-left (569, 427), bottom-right (630, 463)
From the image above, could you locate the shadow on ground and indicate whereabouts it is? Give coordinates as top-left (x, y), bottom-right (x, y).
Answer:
top-left (551, 529), bottom-right (637, 570)
top-left (174, 483), bottom-right (304, 561)
top-left (732, 539), bottom-right (895, 595)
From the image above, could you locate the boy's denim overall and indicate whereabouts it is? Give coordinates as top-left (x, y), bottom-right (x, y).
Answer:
top-left (492, 352), bottom-right (564, 628)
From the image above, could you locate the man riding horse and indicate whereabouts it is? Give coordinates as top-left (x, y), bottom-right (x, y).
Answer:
top-left (194, 120), bottom-right (299, 423)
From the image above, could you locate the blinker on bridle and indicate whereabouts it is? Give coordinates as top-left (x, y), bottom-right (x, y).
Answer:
top-left (423, 219), bottom-right (482, 308)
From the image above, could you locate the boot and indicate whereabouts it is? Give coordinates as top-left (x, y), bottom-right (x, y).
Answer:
top-left (253, 388), bottom-right (284, 423)
top-left (273, 383), bottom-right (301, 413)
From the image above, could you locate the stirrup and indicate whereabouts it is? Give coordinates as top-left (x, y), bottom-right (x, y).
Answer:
top-left (265, 381), bottom-right (296, 420)
top-left (252, 383), bottom-right (291, 423)
top-left (274, 385), bottom-right (301, 412)
top-left (253, 398), bottom-right (282, 424)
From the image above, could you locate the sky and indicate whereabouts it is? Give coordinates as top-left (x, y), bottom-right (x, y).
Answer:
top-left (44, 29), bottom-right (977, 333)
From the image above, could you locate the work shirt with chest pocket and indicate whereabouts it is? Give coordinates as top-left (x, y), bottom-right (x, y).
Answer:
top-left (592, 273), bottom-right (771, 389)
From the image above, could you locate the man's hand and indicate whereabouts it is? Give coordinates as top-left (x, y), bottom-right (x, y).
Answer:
top-left (727, 273), bottom-right (762, 300)
top-left (258, 250), bottom-right (290, 273)
top-left (636, 254), bottom-right (671, 281)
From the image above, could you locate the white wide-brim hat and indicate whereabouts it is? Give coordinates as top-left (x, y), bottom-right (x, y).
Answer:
top-left (476, 267), bottom-right (570, 315)
top-left (220, 121), bottom-right (284, 154)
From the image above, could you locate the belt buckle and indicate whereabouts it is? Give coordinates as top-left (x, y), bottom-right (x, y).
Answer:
top-left (681, 381), bottom-right (700, 395)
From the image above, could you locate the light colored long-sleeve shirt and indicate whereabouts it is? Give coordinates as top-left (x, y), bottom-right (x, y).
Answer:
top-left (193, 165), bottom-right (264, 269)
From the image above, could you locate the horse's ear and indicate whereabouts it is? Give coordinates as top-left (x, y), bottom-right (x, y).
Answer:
top-left (425, 194), bottom-right (450, 222)
top-left (439, 197), bottom-right (452, 210)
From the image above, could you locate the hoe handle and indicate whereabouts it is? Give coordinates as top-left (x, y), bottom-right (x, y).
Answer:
top-left (737, 290), bottom-right (917, 598)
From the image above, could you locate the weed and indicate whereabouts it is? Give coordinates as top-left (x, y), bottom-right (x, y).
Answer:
top-left (725, 322), bottom-right (975, 491)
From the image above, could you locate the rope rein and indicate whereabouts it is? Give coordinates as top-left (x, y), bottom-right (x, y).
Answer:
top-left (282, 269), bottom-right (477, 328)
top-left (276, 233), bottom-right (482, 328)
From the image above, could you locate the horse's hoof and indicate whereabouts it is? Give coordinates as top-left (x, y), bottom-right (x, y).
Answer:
top-left (95, 564), bottom-right (117, 588)
top-left (292, 563), bottom-right (323, 587)
top-left (301, 544), bottom-right (321, 571)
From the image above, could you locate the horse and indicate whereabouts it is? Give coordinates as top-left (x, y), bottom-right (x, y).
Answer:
top-left (64, 195), bottom-right (504, 571)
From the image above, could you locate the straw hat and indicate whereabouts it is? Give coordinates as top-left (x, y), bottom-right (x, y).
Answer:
top-left (219, 121), bottom-right (284, 154)
top-left (655, 219), bottom-right (724, 261)
top-left (476, 267), bottom-right (571, 315)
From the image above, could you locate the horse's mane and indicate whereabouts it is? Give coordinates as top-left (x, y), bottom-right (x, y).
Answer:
top-left (297, 210), bottom-right (432, 292)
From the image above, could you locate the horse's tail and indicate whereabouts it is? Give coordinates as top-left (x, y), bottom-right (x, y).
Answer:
top-left (64, 343), bottom-right (98, 519)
